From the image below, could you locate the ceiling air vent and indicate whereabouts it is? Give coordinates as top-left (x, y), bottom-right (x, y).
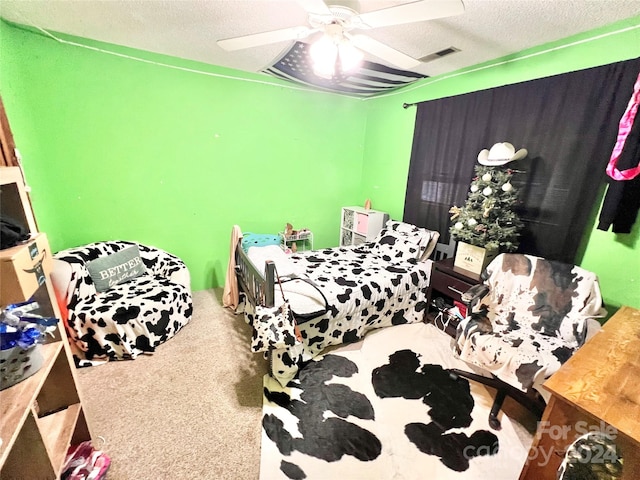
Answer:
top-left (418, 46), bottom-right (460, 63)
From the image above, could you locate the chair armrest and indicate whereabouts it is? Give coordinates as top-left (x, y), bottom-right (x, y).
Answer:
top-left (137, 244), bottom-right (191, 291)
top-left (50, 256), bottom-right (98, 304)
top-left (51, 259), bottom-right (73, 306)
top-left (582, 318), bottom-right (602, 345)
top-left (461, 284), bottom-right (489, 305)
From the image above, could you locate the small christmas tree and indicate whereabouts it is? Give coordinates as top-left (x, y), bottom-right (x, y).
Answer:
top-left (449, 165), bottom-right (524, 252)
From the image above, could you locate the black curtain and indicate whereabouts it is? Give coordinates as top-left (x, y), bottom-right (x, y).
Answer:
top-left (404, 57), bottom-right (640, 263)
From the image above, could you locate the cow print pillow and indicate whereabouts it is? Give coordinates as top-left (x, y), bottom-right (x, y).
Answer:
top-left (376, 221), bottom-right (438, 261)
top-left (251, 302), bottom-right (301, 353)
top-left (372, 231), bottom-right (420, 262)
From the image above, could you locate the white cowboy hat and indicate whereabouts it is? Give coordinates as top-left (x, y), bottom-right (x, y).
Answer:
top-left (477, 142), bottom-right (528, 166)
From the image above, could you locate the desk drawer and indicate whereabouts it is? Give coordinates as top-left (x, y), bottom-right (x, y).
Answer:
top-left (430, 269), bottom-right (475, 303)
top-left (0, 233), bottom-right (52, 305)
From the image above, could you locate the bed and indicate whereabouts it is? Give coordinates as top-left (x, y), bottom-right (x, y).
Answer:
top-left (230, 220), bottom-right (441, 386)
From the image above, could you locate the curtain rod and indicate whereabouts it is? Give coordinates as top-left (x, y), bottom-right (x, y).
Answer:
top-left (403, 102), bottom-right (418, 109)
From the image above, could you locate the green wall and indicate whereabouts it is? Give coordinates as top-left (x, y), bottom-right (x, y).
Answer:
top-left (2, 16), bottom-right (639, 312)
top-left (361, 16), bottom-right (640, 313)
top-left (0, 22), bottom-right (368, 291)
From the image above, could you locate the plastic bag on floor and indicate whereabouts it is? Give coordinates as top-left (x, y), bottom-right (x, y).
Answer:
top-left (61, 440), bottom-right (111, 480)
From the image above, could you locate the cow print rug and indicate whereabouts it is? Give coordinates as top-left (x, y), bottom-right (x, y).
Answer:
top-left (260, 323), bottom-right (530, 480)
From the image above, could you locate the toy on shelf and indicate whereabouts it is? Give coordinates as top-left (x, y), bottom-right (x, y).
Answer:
top-left (280, 223), bottom-right (313, 252)
top-left (283, 223), bottom-right (311, 240)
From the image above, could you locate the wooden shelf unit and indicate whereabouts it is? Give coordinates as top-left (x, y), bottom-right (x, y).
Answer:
top-left (339, 206), bottom-right (388, 247)
top-left (1, 166), bottom-right (92, 479)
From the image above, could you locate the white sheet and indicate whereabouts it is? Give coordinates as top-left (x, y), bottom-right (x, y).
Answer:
top-left (247, 245), bottom-right (300, 277)
top-left (247, 245), bottom-right (326, 315)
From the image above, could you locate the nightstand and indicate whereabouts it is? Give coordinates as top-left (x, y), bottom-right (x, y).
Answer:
top-left (425, 257), bottom-right (482, 337)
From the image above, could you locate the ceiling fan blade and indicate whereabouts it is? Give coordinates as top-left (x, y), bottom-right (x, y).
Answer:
top-left (296, 0), bottom-right (332, 16)
top-left (348, 33), bottom-right (421, 70)
top-left (218, 26), bottom-right (314, 51)
top-left (354, 0), bottom-right (465, 29)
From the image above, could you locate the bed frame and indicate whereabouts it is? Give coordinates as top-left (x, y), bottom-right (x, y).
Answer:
top-left (235, 244), bottom-right (275, 308)
top-left (234, 237), bottom-right (454, 311)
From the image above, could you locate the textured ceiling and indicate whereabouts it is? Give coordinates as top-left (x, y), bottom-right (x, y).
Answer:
top-left (1, 0), bottom-right (639, 79)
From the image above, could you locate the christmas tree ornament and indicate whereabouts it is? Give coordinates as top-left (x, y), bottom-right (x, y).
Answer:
top-left (501, 182), bottom-right (513, 192)
top-left (483, 186), bottom-right (493, 196)
top-left (482, 173), bottom-right (492, 182)
top-left (449, 205), bottom-right (462, 220)
top-left (454, 222), bottom-right (464, 230)
top-left (468, 218), bottom-right (477, 226)
top-left (470, 185), bottom-right (479, 193)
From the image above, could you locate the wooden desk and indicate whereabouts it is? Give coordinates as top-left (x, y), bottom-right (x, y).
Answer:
top-left (520, 306), bottom-right (640, 479)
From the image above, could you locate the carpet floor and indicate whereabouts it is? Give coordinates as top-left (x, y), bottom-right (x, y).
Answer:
top-left (75, 289), bottom-right (268, 480)
top-left (74, 288), bottom-right (536, 479)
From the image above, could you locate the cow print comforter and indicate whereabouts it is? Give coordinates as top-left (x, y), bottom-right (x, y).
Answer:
top-left (243, 243), bottom-right (433, 386)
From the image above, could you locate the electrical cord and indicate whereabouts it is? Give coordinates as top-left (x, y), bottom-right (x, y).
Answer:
top-left (432, 297), bottom-right (453, 332)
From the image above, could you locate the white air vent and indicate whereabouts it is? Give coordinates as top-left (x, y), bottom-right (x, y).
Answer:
top-left (419, 46), bottom-right (460, 63)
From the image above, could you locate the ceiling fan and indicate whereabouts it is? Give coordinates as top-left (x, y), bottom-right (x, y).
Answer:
top-left (217, 0), bottom-right (465, 71)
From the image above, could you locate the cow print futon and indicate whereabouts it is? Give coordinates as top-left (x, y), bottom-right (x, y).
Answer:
top-left (53, 241), bottom-right (193, 367)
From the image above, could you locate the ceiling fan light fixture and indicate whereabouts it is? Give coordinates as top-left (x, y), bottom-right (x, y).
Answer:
top-left (312, 59), bottom-right (336, 78)
top-left (338, 41), bottom-right (363, 73)
top-left (309, 33), bottom-right (363, 78)
top-left (309, 34), bottom-right (337, 64)
top-left (309, 35), bottom-right (338, 77)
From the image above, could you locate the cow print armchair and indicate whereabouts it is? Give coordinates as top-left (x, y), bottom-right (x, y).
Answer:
top-left (451, 253), bottom-right (605, 429)
top-left (51, 240), bottom-right (193, 367)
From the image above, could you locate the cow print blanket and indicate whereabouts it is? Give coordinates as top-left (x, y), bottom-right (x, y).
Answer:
top-left (455, 253), bottom-right (605, 394)
top-left (244, 243), bottom-right (433, 386)
top-left (260, 323), bottom-right (529, 480)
